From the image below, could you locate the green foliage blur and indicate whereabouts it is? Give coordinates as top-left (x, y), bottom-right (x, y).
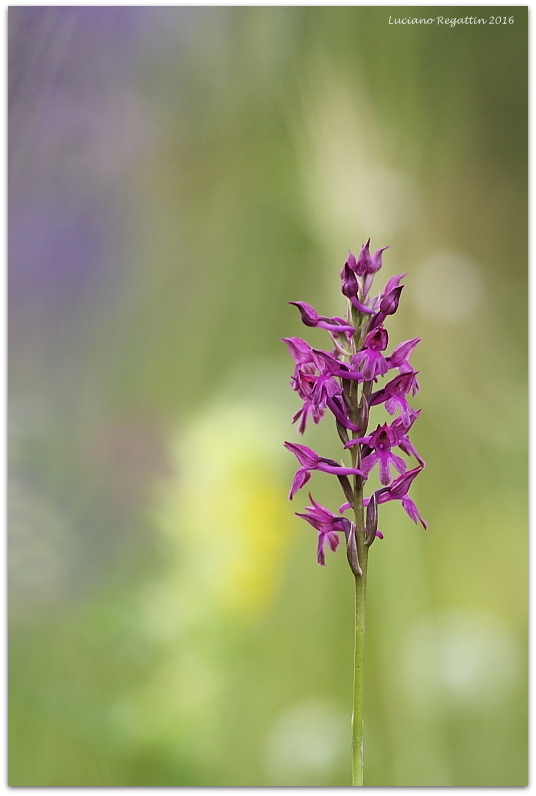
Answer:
top-left (8, 6), bottom-right (527, 786)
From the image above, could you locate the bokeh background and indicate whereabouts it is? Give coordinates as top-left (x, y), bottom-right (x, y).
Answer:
top-left (8, 6), bottom-right (527, 786)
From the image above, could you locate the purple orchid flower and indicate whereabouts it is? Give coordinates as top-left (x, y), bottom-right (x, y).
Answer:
top-left (283, 338), bottom-right (317, 398)
top-left (284, 339), bottom-right (350, 434)
top-left (379, 273), bottom-right (406, 301)
top-left (284, 441), bottom-right (364, 499)
top-left (369, 371), bottom-right (420, 426)
top-left (295, 493), bottom-right (355, 566)
top-left (289, 365), bottom-right (323, 434)
top-left (350, 326), bottom-right (390, 382)
top-left (282, 337), bottom-right (325, 433)
top-left (365, 467), bottom-right (427, 529)
top-left (311, 369), bottom-right (342, 410)
top-left (282, 337), bottom-right (317, 397)
top-left (346, 423), bottom-right (407, 486)
top-left (356, 241), bottom-right (390, 297)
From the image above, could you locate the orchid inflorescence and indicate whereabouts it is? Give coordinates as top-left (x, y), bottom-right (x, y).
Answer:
top-left (283, 240), bottom-right (426, 576)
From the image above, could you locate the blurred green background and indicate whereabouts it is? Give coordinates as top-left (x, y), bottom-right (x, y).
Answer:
top-left (8, 6), bottom-right (527, 786)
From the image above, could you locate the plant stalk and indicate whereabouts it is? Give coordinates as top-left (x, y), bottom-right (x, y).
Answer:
top-left (348, 299), bottom-right (370, 785)
top-left (347, 443), bottom-right (367, 788)
top-left (352, 550), bottom-right (368, 783)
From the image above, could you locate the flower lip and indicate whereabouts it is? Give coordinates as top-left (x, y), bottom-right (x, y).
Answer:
top-left (364, 327), bottom-right (389, 351)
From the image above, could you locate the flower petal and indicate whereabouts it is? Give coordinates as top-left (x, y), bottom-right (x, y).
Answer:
top-left (288, 467), bottom-right (311, 500)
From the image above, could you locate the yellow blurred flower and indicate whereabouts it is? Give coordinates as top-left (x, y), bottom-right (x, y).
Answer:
top-left (154, 398), bottom-right (296, 623)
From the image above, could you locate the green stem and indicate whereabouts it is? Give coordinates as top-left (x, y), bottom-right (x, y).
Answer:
top-left (346, 430), bottom-right (367, 787)
top-left (352, 541), bottom-right (368, 785)
top-left (348, 299), bottom-right (370, 785)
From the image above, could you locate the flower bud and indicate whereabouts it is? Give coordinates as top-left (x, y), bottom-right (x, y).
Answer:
top-left (341, 262), bottom-right (359, 299)
top-left (379, 285), bottom-right (403, 316)
top-left (364, 492), bottom-right (378, 547)
top-left (355, 239), bottom-right (389, 276)
top-left (343, 520), bottom-right (362, 577)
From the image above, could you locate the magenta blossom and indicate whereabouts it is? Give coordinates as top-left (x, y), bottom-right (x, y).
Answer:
top-left (369, 371), bottom-right (420, 426)
top-left (350, 327), bottom-right (389, 382)
top-left (295, 494), bottom-right (355, 566)
top-left (365, 467), bottom-right (427, 529)
top-left (348, 423), bottom-right (408, 486)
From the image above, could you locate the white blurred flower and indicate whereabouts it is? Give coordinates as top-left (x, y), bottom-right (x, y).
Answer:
top-left (400, 609), bottom-right (522, 710)
top-left (263, 697), bottom-right (348, 784)
top-left (296, 72), bottom-right (420, 250)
